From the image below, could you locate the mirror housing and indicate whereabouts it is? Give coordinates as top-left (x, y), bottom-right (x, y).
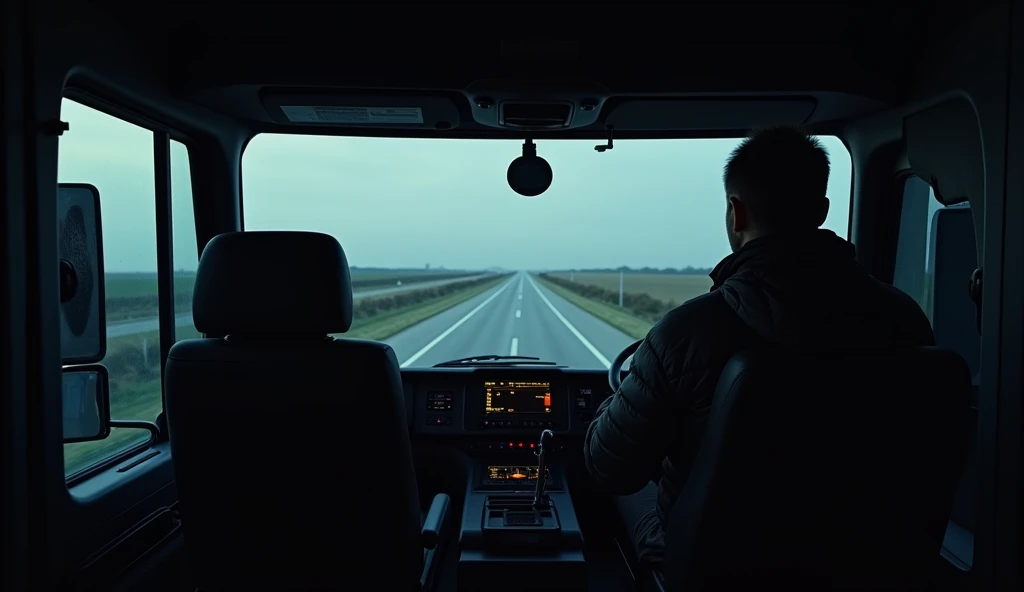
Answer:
top-left (62, 364), bottom-right (111, 444)
top-left (58, 183), bottom-right (106, 364)
top-left (507, 139), bottom-right (552, 197)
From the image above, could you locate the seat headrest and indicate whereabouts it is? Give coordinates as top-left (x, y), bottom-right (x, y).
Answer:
top-left (192, 231), bottom-right (353, 336)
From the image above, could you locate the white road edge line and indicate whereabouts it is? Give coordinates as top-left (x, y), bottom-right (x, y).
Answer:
top-left (399, 276), bottom-right (516, 368)
top-left (525, 274), bottom-right (611, 368)
top-left (515, 309), bottom-right (521, 318)
top-left (510, 337), bottom-right (519, 356)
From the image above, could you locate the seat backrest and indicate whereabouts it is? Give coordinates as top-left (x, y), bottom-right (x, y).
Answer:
top-left (662, 347), bottom-right (972, 590)
top-left (165, 231), bottom-right (422, 591)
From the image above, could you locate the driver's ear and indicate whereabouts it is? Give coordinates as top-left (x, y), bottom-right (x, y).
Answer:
top-left (814, 197), bottom-right (830, 227)
top-left (729, 197), bottom-right (748, 232)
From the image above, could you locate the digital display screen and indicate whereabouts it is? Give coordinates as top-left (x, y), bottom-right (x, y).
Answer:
top-left (486, 465), bottom-right (550, 482)
top-left (484, 380), bottom-right (552, 414)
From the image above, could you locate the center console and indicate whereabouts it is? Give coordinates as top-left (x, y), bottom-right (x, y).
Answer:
top-left (452, 371), bottom-right (588, 591)
top-left (405, 367), bottom-right (611, 590)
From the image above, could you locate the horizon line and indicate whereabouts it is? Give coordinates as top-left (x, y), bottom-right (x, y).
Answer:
top-left (103, 266), bottom-right (716, 274)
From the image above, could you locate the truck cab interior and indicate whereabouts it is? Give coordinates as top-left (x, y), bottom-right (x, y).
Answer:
top-left (2, 2), bottom-right (1021, 591)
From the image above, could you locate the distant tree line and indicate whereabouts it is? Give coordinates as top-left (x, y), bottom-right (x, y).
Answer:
top-left (349, 266), bottom-right (464, 272)
top-left (555, 266), bottom-right (713, 275)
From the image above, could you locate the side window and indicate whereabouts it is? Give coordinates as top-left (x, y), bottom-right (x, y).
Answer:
top-left (60, 99), bottom-right (160, 476)
top-left (893, 175), bottom-right (943, 320)
top-left (894, 174), bottom-right (979, 364)
top-left (171, 140), bottom-right (200, 340)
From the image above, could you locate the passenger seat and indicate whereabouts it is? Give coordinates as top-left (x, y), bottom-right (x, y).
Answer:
top-left (165, 231), bottom-right (449, 591)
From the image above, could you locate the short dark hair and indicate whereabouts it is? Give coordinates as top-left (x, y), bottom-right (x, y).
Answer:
top-left (723, 125), bottom-right (831, 230)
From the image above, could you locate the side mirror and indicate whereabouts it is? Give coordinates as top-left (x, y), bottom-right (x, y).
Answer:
top-left (58, 183), bottom-right (106, 364)
top-left (62, 365), bottom-right (111, 443)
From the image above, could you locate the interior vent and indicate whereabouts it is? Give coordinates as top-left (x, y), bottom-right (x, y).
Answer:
top-left (500, 102), bottom-right (573, 129)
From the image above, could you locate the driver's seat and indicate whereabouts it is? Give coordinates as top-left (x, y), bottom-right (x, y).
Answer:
top-left (654, 347), bottom-right (971, 590)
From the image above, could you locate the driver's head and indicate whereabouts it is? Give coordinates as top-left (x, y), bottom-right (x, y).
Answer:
top-left (722, 125), bottom-right (831, 252)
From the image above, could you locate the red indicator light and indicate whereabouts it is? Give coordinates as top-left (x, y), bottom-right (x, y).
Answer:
top-left (530, 443), bottom-right (535, 448)
top-left (509, 442), bottom-right (514, 448)
top-left (517, 442), bottom-right (524, 448)
top-left (544, 394), bottom-right (551, 407)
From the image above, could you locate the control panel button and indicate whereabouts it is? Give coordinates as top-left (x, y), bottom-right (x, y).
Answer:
top-left (576, 387), bottom-right (593, 410)
top-left (426, 391), bottom-right (454, 412)
top-left (474, 418), bottom-right (562, 430)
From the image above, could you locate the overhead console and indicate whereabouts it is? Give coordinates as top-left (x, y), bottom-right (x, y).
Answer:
top-left (462, 79), bottom-right (610, 131)
top-left (261, 91), bottom-right (463, 130)
top-left (254, 83), bottom-right (848, 136)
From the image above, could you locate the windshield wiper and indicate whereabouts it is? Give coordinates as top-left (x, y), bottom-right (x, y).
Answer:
top-left (433, 355), bottom-right (562, 368)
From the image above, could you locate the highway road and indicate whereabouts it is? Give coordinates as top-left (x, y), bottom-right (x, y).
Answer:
top-left (387, 271), bottom-right (637, 369)
top-left (105, 270), bottom-right (639, 370)
top-left (105, 273), bottom-right (490, 339)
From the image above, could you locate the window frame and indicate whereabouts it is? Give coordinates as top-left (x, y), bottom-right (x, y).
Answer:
top-left (60, 90), bottom-right (198, 485)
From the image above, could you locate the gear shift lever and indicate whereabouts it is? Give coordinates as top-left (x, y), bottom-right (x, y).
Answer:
top-left (533, 429), bottom-right (554, 509)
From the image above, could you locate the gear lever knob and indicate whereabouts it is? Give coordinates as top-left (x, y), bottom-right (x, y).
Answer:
top-left (538, 428), bottom-right (554, 452)
top-left (533, 429), bottom-right (555, 508)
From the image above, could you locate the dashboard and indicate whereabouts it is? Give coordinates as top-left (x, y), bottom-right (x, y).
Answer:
top-left (402, 367), bottom-right (612, 439)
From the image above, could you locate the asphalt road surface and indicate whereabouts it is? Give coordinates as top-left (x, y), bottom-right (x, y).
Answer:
top-left (105, 273), bottom-right (490, 339)
top-left (387, 271), bottom-right (637, 369)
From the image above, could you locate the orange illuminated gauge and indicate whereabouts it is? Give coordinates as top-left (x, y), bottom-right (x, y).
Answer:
top-left (510, 473), bottom-right (527, 479)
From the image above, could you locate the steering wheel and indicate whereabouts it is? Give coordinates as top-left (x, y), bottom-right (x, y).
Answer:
top-left (609, 339), bottom-right (643, 391)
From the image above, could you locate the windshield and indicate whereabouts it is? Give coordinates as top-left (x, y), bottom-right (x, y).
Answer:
top-left (242, 135), bottom-right (851, 369)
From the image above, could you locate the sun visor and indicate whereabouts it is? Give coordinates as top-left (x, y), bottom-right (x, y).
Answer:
top-left (261, 92), bottom-right (461, 130)
top-left (904, 97), bottom-right (983, 256)
top-left (603, 98), bottom-right (817, 131)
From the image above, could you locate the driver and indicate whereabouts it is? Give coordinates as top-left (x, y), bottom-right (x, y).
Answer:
top-left (583, 125), bottom-right (935, 568)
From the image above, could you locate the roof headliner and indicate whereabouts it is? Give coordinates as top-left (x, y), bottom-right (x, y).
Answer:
top-left (78, 1), bottom-right (990, 137)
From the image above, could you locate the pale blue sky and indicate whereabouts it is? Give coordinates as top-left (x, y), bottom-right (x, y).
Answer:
top-left (57, 99), bottom-right (852, 272)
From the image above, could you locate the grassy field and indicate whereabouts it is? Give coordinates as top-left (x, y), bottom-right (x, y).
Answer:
top-left (107, 269), bottom-right (476, 298)
top-left (535, 271), bottom-right (712, 340)
top-left (105, 271), bottom-right (196, 299)
top-left (534, 275), bottom-right (655, 339)
top-left (545, 272), bottom-right (712, 305)
top-left (63, 273), bottom-right (509, 475)
top-left (343, 277), bottom-right (506, 340)
top-left (105, 269), bottom-right (480, 323)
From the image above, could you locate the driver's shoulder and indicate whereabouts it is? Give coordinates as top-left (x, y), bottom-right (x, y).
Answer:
top-left (646, 291), bottom-right (737, 361)
top-left (658, 290), bottom-right (732, 329)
